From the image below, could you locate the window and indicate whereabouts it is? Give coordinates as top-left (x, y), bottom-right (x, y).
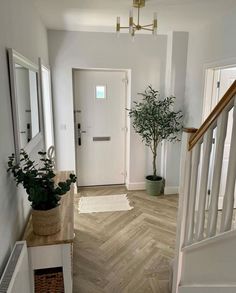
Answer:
top-left (96, 85), bottom-right (106, 99)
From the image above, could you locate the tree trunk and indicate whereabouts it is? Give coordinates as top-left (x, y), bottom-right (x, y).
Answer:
top-left (153, 143), bottom-right (157, 179)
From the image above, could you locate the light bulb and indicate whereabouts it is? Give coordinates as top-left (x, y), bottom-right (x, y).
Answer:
top-left (153, 12), bottom-right (158, 38)
top-left (116, 16), bottom-right (120, 38)
top-left (129, 9), bottom-right (133, 35)
top-left (131, 28), bottom-right (135, 42)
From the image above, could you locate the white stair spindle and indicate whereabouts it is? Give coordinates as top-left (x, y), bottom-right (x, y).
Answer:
top-left (207, 111), bottom-right (228, 237)
top-left (195, 129), bottom-right (213, 241)
top-left (220, 99), bottom-right (236, 232)
top-left (179, 132), bottom-right (190, 195)
top-left (185, 143), bottom-right (201, 244)
top-left (172, 130), bottom-right (194, 293)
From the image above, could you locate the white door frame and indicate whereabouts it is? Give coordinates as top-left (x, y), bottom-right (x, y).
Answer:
top-left (202, 63), bottom-right (236, 122)
top-left (202, 62), bottom-right (236, 209)
top-left (202, 61), bottom-right (236, 121)
top-left (39, 59), bottom-right (55, 152)
top-left (72, 67), bottom-right (131, 187)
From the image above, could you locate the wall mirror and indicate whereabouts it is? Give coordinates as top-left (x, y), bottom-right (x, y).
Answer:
top-left (8, 49), bottom-right (42, 160)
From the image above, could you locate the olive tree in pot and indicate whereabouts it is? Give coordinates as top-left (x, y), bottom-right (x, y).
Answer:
top-left (7, 150), bottom-right (76, 235)
top-left (128, 86), bottom-right (183, 196)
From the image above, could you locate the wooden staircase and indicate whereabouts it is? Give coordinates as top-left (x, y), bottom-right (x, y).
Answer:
top-left (172, 81), bottom-right (236, 293)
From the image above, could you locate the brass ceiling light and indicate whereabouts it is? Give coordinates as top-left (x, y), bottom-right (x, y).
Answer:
top-left (116, 0), bottom-right (157, 38)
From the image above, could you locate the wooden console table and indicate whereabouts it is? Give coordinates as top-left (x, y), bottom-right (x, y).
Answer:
top-left (23, 171), bottom-right (75, 293)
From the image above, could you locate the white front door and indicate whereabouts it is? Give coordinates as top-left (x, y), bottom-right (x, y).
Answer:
top-left (73, 70), bottom-right (127, 186)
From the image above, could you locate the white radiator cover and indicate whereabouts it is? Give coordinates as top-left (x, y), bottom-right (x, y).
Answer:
top-left (0, 241), bottom-right (31, 293)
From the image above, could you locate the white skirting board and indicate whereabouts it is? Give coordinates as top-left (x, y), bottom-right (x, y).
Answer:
top-left (126, 182), bottom-right (145, 190)
top-left (179, 285), bottom-right (236, 293)
top-left (164, 186), bottom-right (179, 195)
top-left (126, 181), bottom-right (179, 194)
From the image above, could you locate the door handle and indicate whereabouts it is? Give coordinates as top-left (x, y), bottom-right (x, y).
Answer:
top-left (27, 123), bottom-right (31, 142)
top-left (78, 123), bottom-right (81, 146)
top-left (77, 124), bottom-right (86, 146)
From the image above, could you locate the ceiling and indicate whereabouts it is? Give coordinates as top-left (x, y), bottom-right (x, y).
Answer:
top-left (32, 0), bottom-right (236, 34)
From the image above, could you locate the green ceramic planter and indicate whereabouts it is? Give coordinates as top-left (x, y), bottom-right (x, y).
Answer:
top-left (145, 176), bottom-right (163, 196)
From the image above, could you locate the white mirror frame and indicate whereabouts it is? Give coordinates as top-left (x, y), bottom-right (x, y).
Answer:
top-left (38, 58), bottom-right (55, 152)
top-left (8, 48), bottom-right (43, 162)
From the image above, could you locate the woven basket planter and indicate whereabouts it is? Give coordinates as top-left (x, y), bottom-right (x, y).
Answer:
top-left (32, 206), bottom-right (61, 236)
top-left (35, 268), bottom-right (64, 293)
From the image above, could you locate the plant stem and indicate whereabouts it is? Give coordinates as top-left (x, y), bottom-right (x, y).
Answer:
top-left (153, 142), bottom-right (158, 179)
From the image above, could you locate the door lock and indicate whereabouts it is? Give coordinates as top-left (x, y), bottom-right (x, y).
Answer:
top-left (78, 123), bottom-right (81, 146)
top-left (77, 125), bottom-right (86, 145)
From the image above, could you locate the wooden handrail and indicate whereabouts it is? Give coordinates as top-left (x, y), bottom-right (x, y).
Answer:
top-left (189, 80), bottom-right (236, 151)
top-left (183, 127), bottom-right (198, 134)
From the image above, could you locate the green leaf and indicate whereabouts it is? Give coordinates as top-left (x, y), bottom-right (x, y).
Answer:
top-left (7, 150), bottom-right (77, 210)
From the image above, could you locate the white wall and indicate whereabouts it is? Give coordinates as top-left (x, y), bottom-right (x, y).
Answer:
top-left (185, 7), bottom-right (236, 128)
top-left (0, 0), bottom-right (48, 276)
top-left (164, 32), bottom-right (188, 192)
top-left (48, 31), bottom-right (168, 185)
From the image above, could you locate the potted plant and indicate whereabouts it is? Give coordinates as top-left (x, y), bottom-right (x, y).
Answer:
top-left (128, 86), bottom-right (183, 196)
top-left (7, 150), bottom-right (76, 235)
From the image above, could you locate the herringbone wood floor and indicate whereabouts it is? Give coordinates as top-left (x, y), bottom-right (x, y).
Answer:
top-left (73, 186), bottom-right (178, 293)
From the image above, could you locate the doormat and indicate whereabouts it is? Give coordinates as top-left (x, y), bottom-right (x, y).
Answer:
top-left (78, 194), bottom-right (133, 213)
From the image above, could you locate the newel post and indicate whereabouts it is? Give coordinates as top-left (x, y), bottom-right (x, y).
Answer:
top-left (172, 128), bottom-right (197, 293)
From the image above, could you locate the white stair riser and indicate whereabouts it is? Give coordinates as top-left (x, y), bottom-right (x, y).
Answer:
top-left (179, 286), bottom-right (236, 293)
